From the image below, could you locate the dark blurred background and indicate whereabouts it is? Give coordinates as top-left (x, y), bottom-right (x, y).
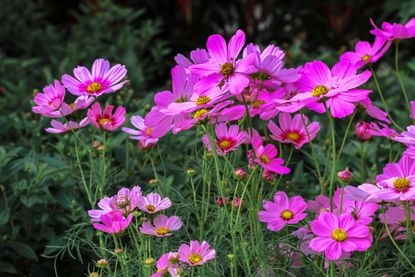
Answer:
top-left (1, 0), bottom-right (415, 276)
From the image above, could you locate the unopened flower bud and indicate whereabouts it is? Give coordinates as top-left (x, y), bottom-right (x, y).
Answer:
top-left (234, 167), bottom-right (248, 180)
top-left (262, 169), bottom-right (275, 183)
top-left (149, 179), bottom-right (159, 186)
top-left (144, 257), bottom-right (155, 266)
top-left (232, 197), bottom-right (244, 208)
top-left (132, 210), bottom-right (140, 217)
top-left (140, 217), bottom-right (149, 222)
top-left (356, 122), bottom-right (373, 141)
top-left (89, 272), bottom-right (99, 277)
top-left (92, 140), bottom-right (101, 148)
top-left (216, 196), bottom-right (230, 207)
top-left (227, 253), bottom-right (235, 260)
top-left (337, 167), bottom-right (353, 182)
top-left (97, 145), bottom-right (105, 151)
top-left (96, 259), bottom-right (109, 268)
top-left (186, 168), bottom-right (196, 175)
top-left (138, 141), bottom-right (156, 150)
top-left (114, 248), bottom-right (124, 254)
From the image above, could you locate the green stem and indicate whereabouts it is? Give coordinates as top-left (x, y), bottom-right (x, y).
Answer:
top-left (325, 104), bottom-right (337, 210)
top-left (394, 41), bottom-right (412, 115)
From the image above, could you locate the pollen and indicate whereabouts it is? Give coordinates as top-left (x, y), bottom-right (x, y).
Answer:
top-left (99, 118), bottom-right (110, 127)
top-left (175, 96), bottom-right (188, 103)
top-left (393, 177), bottom-right (410, 191)
top-left (331, 228), bottom-right (347, 242)
top-left (69, 103), bottom-right (75, 110)
top-left (195, 96), bottom-right (210, 106)
top-left (220, 62), bottom-right (235, 77)
top-left (260, 154), bottom-right (270, 164)
top-left (188, 253), bottom-right (203, 265)
top-left (361, 54), bottom-right (371, 61)
top-left (281, 210), bottom-right (294, 220)
top-left (87, 82), bottom-right (103, 93)
top-left (155, 227), bottom-right (170, 236)
top-left (145, 204), bottom-right (156, 212)
top-left (146, 127), bottom-right (153, 136)
top-left (311, 85), bottom-right (329, 97)
top-left (219, 139), bottom-right (232, 150)
top-left (287, 132), bottom-right (300, 141)
top-left (253, 100), bottom-right (265, 109)
top-left (193, 109), bottom-right (208, 119)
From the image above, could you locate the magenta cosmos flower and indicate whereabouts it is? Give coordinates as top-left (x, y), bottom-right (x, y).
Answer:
top-left (62, 58), bottom-right (128, 97)
top-left (259, 191), bottom-right (307, 231)
top-left (251, 134), bottom-right (290, 174)
top-left (370, 18), bottom-right (415, 40)
top-left (356, 98), bottom-right (390, 124)
top-left (355, 121), bottom-right (375, 140)
top-left (175, 48), bottom-right (210, 69)
top-left (93, 211), bottom-right (133, 234)
top-left (201, 123), bottom-right (246, 155)
top-left (291, 60), bottom-right (372, 118)
top-left (268, 113), bottom-right (320, 149)
top-left (190, 29), bottom-right (254, 95)
top-left (151, 252), bottom-right (180, 277)
top-left (309, 212), bottom-right (372, 260)
top-left (45, 117), bottom-right (90, 134)
top-left (373, 155), bottom-right (415, 201)
top-left (87, 102), bottom-right (126, 131)
top-left (137, 192), bottom-right (172, 214)
top-left (340, 36), bottom-right (391, 69)
top-left (178, 240), bottom-right (216, 267)
top-left (140, 214), bottom-right (182, 237)
top-left (32, 80), bottom-right (66, 116)
top-left (44, 96), bottom-right (95, 118)
top-left (394, 125), bottom-right (415, 147)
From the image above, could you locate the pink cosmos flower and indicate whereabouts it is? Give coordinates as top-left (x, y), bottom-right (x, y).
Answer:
top-left (190, 29), bottom-right (255, 95)
top-left (175, 48), bottom-right (210, 68)
top-left (140, 214), bottom-right (182, 237)
top-left (373, 155), bottom-right (415, 201)
top-left (93, 211), bottom-right (133, 234)
top-left (355, 122), bottom-right (374, 140)
top-left (370, 18), bottom-right (415, 41)
top-left (369, 122), bottom-right (400, 140)
top-left (291, 61), bottom-right (372, 118)
top-left (87, 102), bottom-right (126, 131)
top-left (32, 80), bottom-right (66, 116)
top-left (268, 113), bottom-right (320, 149)
top-left (62, 58), bottom-right (128, 97)
top-left (151, 252), bottom-right (180, 277)
top-left (178, 240), bottom-right (216, 266)
top-left (201, 123), bottom-right (246, 155)
top-left (45, 117), bottom-right (90, 133)
top-left (307, 195), bottom-right (330, 214)
top-left (379, 205), bottom-right (415, 240)
top-left (259, 191), bottom-right (307, 231)
top-left (251, 134), bottom-right (290, 174)
top-left (137, 192), bottom-right (172, 214)
top-left (394, 125), bottom-right (415, 147)
top-left (43, 96), bottom-right (95, 118)
top-left (356, 98), bottom-right (390, 124)
top-left (344, 183), bottom-right (383, 203)
top-left (309, 212), bottom-right (372, 260)
top-left (340, 36), bottom-right (391, 69)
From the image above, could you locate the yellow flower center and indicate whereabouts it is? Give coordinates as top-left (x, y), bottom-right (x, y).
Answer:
top-left (193, 109), bottom-right (208, 119)
top-left (146, 127), bottom-right (152, 136)
top-left (220, 62), bottom-right (234, 77)
top-left (188, 253), bottom-right (202, 265)
top-left (99, 118), bottom-right (110, 127)
top-left (361, 54), bottom-right (371, 61)
top-left (219, 139), bottom-right (232, 150)
top-left (252, 100), bottom-right (265, 109)
top-left (145, 204), bottom-right (156, 212)
top-left (281, 210), bottom-right (294, 220)
top-left (331, 228), bottom-right (347, 242)
top-left (69, 103), bottom-right (75, 110)
top-left (176, 96), bottom-right (188, 103)
top-left (393, 178), bottom-right (410, 191)
top-left (155, 227), bottom-right (170, 236)
top-left (87, 82), bottom-right (103, 93)
top-left (311, 85), bottom-right (329, 97)
top-left (260, 154), bottom-right (270, 164)
top-left (195, 96), bottom-right (210, 106)
top-left (287, 132), bottom-right (300, 141)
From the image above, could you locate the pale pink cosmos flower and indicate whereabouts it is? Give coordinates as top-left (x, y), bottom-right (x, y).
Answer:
top-left (43, 96), bottom-right (95, 118)
top-left (373, 155), bottom-right (415, 201)
top-left (251, 134), bottom-right (290, 174)
top-left (140, 214), bottom-right (182, 237)
top-left (307, 195), bottom-right (330, 214)
top-left (151, 252), bottom-right (180, 277)
top-left (309, 212), bottom-right (372, 261)
top-left (268, 113), bottom-right (320, 149)
top-left (394, 125), bottom-right (415, 147)
top-left (175, 48), bottom-right (210, 68)
top-left (355, 122), bottom-right (374, 140)
top-left (340, 36), bottom-right (391, 69)
top-left (291, 60), bottom-right (372, 118)
top-left (62, 58), bottom-right (128, 97)
top-left (137, 192), bottom-right (172, 214)
top-left (190, 29), bottom-right (255, 95)
top-left (45, 117), bottom-right (90, 133)
top-left (32, 80), bottom-right (66, 116)
top-left (87, 102), bottom-right (126, 131)
top-left (178, 240), bottom-right (216, 266)
top-left (370, 18), bottom-right (415, 41)
top-left (201, 123), bottom-right (246, 155)
top-left (379, 205), bottom-right (415, 240)
top-left (356, 98), bottom-right (390, 123)
top-left (93, 211), bottom-right (133, 234)
top-left (259, 191), bottom-right (307, 232)
top-left (344, 183), bottom-right (383, 203)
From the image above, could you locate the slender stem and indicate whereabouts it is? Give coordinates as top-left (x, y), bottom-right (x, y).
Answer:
top-left (73, 137), bottom-right (94, 206)
top-left (336, 111), bottom-right (356, 163)
top-left (405, 201), bottom-right (413, 244)
top-left (325, 104), bottom-right (337, 210)
top-left (394, 41), bottom-right (412, 114)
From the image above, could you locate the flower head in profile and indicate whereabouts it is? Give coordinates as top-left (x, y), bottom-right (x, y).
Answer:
top-left (251, 134), bottom-right (290, 174)
top-left (87, 102), bottom-right (126, 131)
top-left (355, 122), bottom-right (375, 140)
top-left (140, 215), bottom-right (183, 237)
top-left (190, 29), bottom-right (255, 95)
top-left (45, 118), bottom-right (90, 133)
top-left (62, 58), bottom-right (128, 96)
top-left (178, 240), bottom-right (216, 266)
top-left (32, 80), bottom-right (66, 116)
top-left (374, 155), bottom-right (415, 201)
top-left (370, 18), bottom-right (415, 41)
top-left (137, 192), bottom-right (172, 214)
top-left (268, 113), bottom-right (320, 149)
top-left (259, 191), bottom-right (307, 232)
top-left (151, 252), bottom-right (180, 277)
top-left (309, 212), bottom-right (372, 260)
top-left (369, 122), bottom-right (400, 140)
top-left (202, 123), bottom-right (246, 155)
top-left (356, 98), bottom-right (390, 124)
top-left (92, 211), bottom-right (132, 234)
